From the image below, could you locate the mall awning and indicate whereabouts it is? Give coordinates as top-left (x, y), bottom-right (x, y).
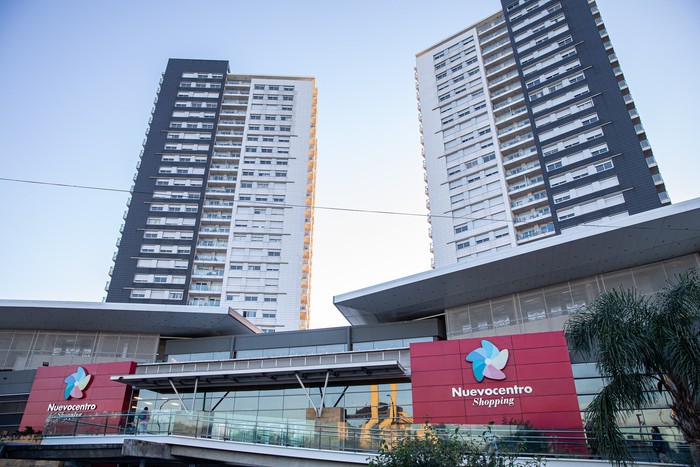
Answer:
top-left (111, 359), bottom-right (407, 391)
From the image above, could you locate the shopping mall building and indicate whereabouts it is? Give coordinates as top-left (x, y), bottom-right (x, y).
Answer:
top-left (1, 199), bottom-right (698, 465)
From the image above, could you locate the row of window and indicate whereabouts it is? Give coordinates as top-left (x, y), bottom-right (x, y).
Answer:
top-left (545, 144), bottom-right (609, 173)
top-left (553, 176), bottom-right (619, 204)
top-left (172, 111), bottom-right (216, 119)
top-left (162, 154), bottom-right (208, 163)
top-left (252, 95), bottom-right (294, 102)
top-left (239, 181), bottom-right (285, 190)
top-left (153, 191), bottom-right (201, 200)
top-left (454, 209), bottom-right (508, 236)
top-left (136, 259), bottom-right (189, 269)
top-left (447, 152), bottom-right (496, 178)
top-left (511, 3), bottom-right (561, 31)
top-left (535, 98), bottom-right (592, 127)
top-left (238, 191), bottom-right (286, 202)
top-left (131, 289), bottom-right (183, 300)
top-left (182, 72), bottom-right (224, 79)
top-left (433, 35), bottom-right (475, 61)
top-left (248, 125), bottom-right (291, 132)
top-left (550, 159), bottom-right (614, 188)
top-left (444, 124), bottom-right (491, 150)
top-left (449, 165), bottom-right (499, 191)
top-left (517, 23), bottom-right (569, 54)
top-left (140, 244), bottom-right (191, 255)
top-left (253, 84), bottom-right (295, 92)
top-left (557, 192), bottom-right (625, 221)
top-left (233, 219), bottom-right (284, 230)
top-left (180, 81), bottom-right (221, 89)
top-left (456, 228), bottom-right (510, 252)
top-left (170, 121), bottom-right (214, 130)
top-left (526, 59), bottom-right (580, 91)
top-left (539, 113), bottom-right (598, 142)
top-left (452, 193), bottom-right (505, 219)
top-left (443, 108), bottom-right (489, 137)
top-left (232, 234), bottom-right (282, 243)
top-left (542, 127), bottom-right (604, 157)
top-left (228, 264), bottom-right (281, 274)
top-left (144, 230), bottom-right (193, 240)
top-left (164, 143), bottom-right (210, 151)
top-left (175, 101), bottom-right (218, 109)
top-left (150, 204), bottom-right (198, 213)
top-left (245, 147), bottom-right (290, 154)
top-left (156, 178), bottom-right (203, 187)
top-left (520, 34), bottom-right (573, 66)
top-left (441, 100), bottom-right (486, 127)
top-left (523, 44), bottom-right (576, 78)
top-left (134, 274), bottom-right (186, 284)
top-left (513, 12), bottom-right (565, 44)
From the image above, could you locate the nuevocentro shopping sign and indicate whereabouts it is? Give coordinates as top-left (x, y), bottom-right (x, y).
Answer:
top-left (409, 331), bottom-right (582, 430)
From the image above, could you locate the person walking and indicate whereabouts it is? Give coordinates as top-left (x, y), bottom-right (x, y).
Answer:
top-left (137, 407), bottom-right (150, 434)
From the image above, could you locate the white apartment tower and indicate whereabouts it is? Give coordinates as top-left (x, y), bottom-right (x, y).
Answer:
top-left (416, 0), bottom-right (668, 268)
top-left (107, 59), bottom-right (318, 332)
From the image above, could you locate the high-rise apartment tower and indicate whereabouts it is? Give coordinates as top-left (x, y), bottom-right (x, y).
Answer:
top-left (106, 59), bottom-right (318, 332)
top-left (416, 0), bottom-right (668, 268)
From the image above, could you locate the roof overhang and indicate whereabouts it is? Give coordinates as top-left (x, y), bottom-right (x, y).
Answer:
top-left (0, 301), bottom-right (261, 337)
top-left (334, 199), bottom-right (700, 325)
top-left (111, 360), bottom-right (407, 390)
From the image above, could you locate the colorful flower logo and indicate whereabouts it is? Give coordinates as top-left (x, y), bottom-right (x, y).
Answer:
top-left (64, 366), bottom-right (92, 400)
top-left (466, 340), bottom-right (509, 382)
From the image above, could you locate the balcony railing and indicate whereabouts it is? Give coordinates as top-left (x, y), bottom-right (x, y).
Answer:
top-left (42, 411), bottom-right (691, 464)
top-left (516, 223), bottom-right (555, 241)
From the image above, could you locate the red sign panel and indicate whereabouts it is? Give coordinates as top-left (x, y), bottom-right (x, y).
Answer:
top-left (410, 331), bottom-right (582, 430)
top-left (20, 361), bottom-right (136, 432)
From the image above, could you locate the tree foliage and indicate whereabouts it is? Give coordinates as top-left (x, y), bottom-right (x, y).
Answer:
top-left (564, 271), bottom-right (700, 466)
top-left (367, 423), bottom-right (543, 467)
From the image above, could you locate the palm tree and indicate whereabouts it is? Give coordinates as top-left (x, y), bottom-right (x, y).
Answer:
top-left (564, 271), bottom-right (700, 466)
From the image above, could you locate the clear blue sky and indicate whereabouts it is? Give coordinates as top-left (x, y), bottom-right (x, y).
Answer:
top-left (0, 0), bottom-right (698, 328)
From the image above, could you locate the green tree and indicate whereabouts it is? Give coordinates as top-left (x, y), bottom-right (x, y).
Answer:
top-left (564, 271), bottom-right (700, 465)
top-left (367, 423), bottom-right (542, 467)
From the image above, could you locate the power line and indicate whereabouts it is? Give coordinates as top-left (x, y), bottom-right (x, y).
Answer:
top-left (0, 176), bottom-right (696, 232)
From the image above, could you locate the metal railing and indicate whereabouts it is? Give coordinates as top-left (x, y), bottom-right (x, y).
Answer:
top-left (42, 412), bottom-right (692, 463)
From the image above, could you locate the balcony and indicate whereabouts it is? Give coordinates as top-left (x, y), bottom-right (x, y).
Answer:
top-left (505, 161), bottom-right (540, 179)
top-left (191, 269), bottom-right (225, 277)
top-left (508, 175), bottom-right (544, 194)
top-left (659, 191), bottom-right (671, 204)
top-left (500, 132), bottom-right (533, 150)
top-left (634, 124), bottom-right (645, 135)
top-left (483, 48), bottom-right (513, 66)
top-left (477, 15), bottom-right (505, 35)
top-left (492, 93), bottom-right (524, 111)
top-left (199, 228), bottom-right (230, 234)
top-left (497, 118), bottom-right (530, 137)
top-left (640, 139), bottom-right (651, 151)
top-left (495, 105), bottom-right (527, 124)
top-left (206, 188), bottom-right (235, 195)
top-left (652, 173), bottom-right (664, 185)
top-left (646, 156), bottom-right (657, 168)
top-left (480, 27), bottom-right (508, 46)
top-left (197, 240), bottom-right (228, 247)
top-left (189, 284), bottom-right (223, 292)
top-left (187, 299), bottom-right (221, 306)
top-left (486, 59), bottom-right (516, 78)
top-left (481, 37), bottom-right (510, 55)
top-left (511, 191), bottom-right (548, 209)
top-left (194, 255), bottom-right (226, 262)
top-left (491, 81), bottom-right (522, 100)
top-left (488, 70), bottom-right (519, 89)
top-left (514, 207), bottom-right (551, 226)
top-left (516, 223), bottom-right (555, 242)
top-left (503, 145), bottom-right (538, 165)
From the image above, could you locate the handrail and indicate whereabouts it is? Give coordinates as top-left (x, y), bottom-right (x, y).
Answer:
top-left (41, 411), bottom-right (691, 463)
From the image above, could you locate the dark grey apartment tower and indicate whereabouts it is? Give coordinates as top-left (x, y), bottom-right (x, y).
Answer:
top-left (106, 59), bottom-right (318, 332)
top-left (416, 0), bottom-right (669, 268)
